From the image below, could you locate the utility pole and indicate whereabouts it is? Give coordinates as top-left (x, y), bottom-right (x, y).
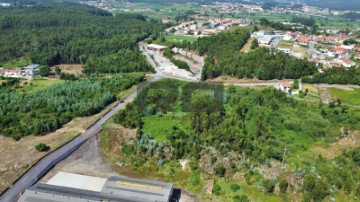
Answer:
top-left (281, 147), bottom-right (287, 165)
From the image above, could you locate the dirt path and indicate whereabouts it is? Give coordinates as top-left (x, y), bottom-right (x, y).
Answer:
top-left (240, 37), bottom-right (254, 53)
top-left (319, 86), bottom-right (331, 104)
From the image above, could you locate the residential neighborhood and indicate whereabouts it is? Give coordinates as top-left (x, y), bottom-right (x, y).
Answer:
top-left (0, 64), bottom-right (39, 79)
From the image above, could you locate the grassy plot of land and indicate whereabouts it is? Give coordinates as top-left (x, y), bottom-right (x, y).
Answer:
top-left (278, 40), bottom-right (294, 49)
top-left (302, 84), bottom-right (318, 94)
top-left (142, 114), bottom-right (190, 142)
top-left (16, 79), bottom-right (64, 94)
top-left (330, 87), bottom-right (360, 106)
top-left (165, 35), bottom-right (198, 42)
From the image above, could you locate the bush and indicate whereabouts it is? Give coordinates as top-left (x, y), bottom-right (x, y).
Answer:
top-left (279, 179), bottom-right (288, 193)
top-left (213, 184), bottom-right (222, 195)
top-left (35, 143), bottom-right (49, 152)
top-left (39, 66), bottom-right (51, 77)
top-left (214, 163), bottom-right (226, 177)
top-left (292, 80), bottom-right (299, 89)
top-left (230, 184), bottom-right (241, 192)
top-left (263, 179), bottom-right (276, 193)
top-left (233, 195), bottom-right (249, 202)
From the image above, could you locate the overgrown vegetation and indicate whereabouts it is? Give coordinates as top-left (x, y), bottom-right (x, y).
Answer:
top-left (0, 74), bottom-right (144, 140)
top-left (163, 48), bottom-right (191, 71)
top-left (104, 79), bottom-right (360, 201)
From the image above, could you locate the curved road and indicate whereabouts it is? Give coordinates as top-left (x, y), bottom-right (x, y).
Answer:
top-left (0, 76), bottom-right (161, 202)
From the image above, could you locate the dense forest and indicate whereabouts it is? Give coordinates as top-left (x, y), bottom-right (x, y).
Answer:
top-left (83, 50), bottom-right (153, 74)
top-left (0, 3), bottom-right (162, 72)
top-left (0, 74), bottom-right (144, 140)
top-left (303, 67), bottom-right (360, 85)
top-left (109, 79), bottom-right (360, 201)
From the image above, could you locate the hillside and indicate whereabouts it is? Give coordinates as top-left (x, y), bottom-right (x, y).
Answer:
top-left (100, 79), bottom-right (360, 201)
top-left (0, 3), bottom-right (162, 71)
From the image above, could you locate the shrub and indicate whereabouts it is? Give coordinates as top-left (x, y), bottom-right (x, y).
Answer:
top-left (263, 179), bottom-right (276, 193)
top-left (233, 195), bottom-right (249, 202)
top-left (279, 179), bottom-right (289, 193)
top-left (35, 143), bottom-right (49, 152)
top-left (214, 163), bottom-right (226, 177)
top-left (213, 184), bottom-right (222, 195)
top-left (230, 184), bottom-right (241, 192)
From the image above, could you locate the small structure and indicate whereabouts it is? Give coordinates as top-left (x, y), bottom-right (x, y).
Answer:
top-left (274, 81), bottom-right (292, 94)
top-left (146, 44), bottom-right (167, 54)
top-left (18, 172), bottom-right (174, 202)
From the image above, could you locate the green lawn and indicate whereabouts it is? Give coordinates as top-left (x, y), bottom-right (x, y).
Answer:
top-left (330, 87), bottom-right (360, 106)
top-left (142, 114), bottom-right (190, 142)
top-left (165, 35), bottom-right (198, 42)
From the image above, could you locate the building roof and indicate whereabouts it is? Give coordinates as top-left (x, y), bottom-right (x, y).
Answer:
top-left (18, 173), bottom-right (174, 202)
top-left (46, 172), bottom-right (107, 192)
top-left (280, 81), bottom-right (291, 88)
top-left (103, 176), bottom-right (173, 202)
top-left (23, 64), bottom-right (40, 69)
top-left (147, 44), bottom-right (167, 50)
top-left (19, 183), bottom-right (146, 202)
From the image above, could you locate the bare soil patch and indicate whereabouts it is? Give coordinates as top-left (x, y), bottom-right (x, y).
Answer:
top-left (51, 64), bottom-right (83, 75)
top-left (311, 130), bottom-right (360, 159)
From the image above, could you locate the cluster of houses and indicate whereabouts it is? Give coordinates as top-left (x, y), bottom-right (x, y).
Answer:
top-left (252, 29), bottom-right (360, 68)
top-left (0, 64), bottom-right (39, 79)
top-left (201, 2), bottom-right (344, 17)
top-left (297, 33), bottom-right (359, 68)
top-left (164, 18), bottom-right (252, 36)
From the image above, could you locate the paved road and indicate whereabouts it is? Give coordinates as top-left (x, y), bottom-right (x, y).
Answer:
top-left (0, 76), bottom-right (161, 202)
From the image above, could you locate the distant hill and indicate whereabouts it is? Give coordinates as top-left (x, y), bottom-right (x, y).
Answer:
top-left (304, 0), bottom-right (360, 11)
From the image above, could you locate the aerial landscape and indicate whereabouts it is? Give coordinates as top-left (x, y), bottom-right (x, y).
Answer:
top-left (0, 0), bottom-right (359, 201)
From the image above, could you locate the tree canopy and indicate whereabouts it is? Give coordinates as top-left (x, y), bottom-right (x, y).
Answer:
top-left (0, 3), bottom-right (162, 69)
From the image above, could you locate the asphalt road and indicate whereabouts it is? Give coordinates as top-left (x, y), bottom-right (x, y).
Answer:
top-left (0, 76), bottom-right (161, 202)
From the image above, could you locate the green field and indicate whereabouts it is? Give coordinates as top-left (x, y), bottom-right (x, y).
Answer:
top-left (330, 87), bottom-right (360, 105)
top-left (142, 114), bottom-right (190, 141)
top-left (165, 35), bottom-right (198, 42)
top-left (17, 79), bottom-right (64, 94)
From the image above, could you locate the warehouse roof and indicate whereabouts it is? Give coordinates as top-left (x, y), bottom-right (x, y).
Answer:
top-left (103, 176), bottom-right (173, 202)
top-left (18, 172), bottom-right (173, 202)
top-left (147, 44), bottom-right (167, 50)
